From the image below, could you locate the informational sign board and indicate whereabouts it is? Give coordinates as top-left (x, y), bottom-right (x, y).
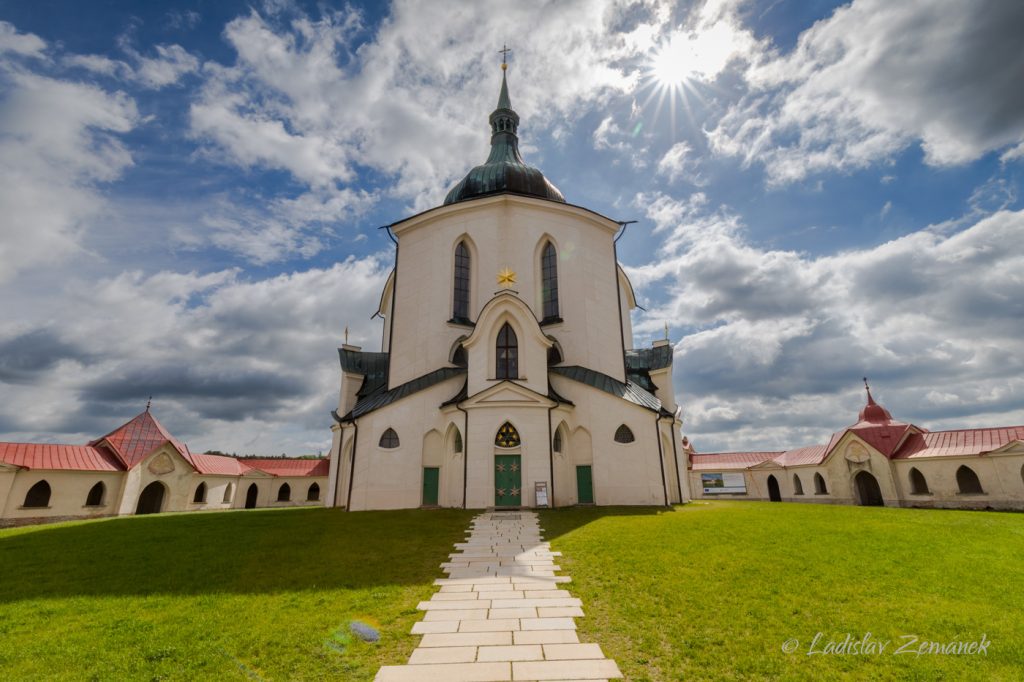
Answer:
top-left (535, 481), bottom-right (549, 507)
top-left (701, 472), bottom-right (747, 494)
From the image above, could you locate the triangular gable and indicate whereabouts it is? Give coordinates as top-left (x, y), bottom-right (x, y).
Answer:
top-left (138, 442), bottom-right (197, 476)
top-left (988, 439), bottom-right (1024, 456)
top-left (92, 410), bottom-right (192, 469)
top-left (461, 380), bottom-right (556, 409)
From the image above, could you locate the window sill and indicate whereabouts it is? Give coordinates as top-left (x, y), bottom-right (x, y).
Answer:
top-left (540, 316), bottom-right (563, 327)
top-left (82, 504), bottom-right (106, 508)
top-left (19, 506), bottom-right (51, 510)
top-left (447, 317), bottom-right (475, 328)
top-left (956, 492), bottom-right (986, 496)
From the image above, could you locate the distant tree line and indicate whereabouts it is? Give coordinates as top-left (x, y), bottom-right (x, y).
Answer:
top-left (202, 450), bottom-right (324, 459)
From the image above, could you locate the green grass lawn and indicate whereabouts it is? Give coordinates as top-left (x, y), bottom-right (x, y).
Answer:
top-left (540, 501), bottom-right (1024, 681)
top-left (0, 507), bottom-right (473, 681)
top-left (3, 502), bottom-right (1021, 681)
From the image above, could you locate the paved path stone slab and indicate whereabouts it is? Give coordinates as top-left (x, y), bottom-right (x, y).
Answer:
top-left (373, 511), bottom-right (622, 681)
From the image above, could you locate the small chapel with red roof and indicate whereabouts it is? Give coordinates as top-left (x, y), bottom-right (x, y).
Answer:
top-left (0, 408), bottom-right (328, 527)
top-left (687, 381), bottom-right (1024, 509)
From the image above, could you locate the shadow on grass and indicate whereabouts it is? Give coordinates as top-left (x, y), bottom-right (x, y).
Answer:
top-left (538, 504), bottom-right (674, 541)
top-left (0, 506), bottom-right (475, 601)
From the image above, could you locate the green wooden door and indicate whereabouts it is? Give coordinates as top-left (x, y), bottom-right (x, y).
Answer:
top-left (422, 467), bottom-right (439, 506)
top-left (494, 455), bottom-right (521, 507)
top-left (576, 465), bottom-right (594, 504)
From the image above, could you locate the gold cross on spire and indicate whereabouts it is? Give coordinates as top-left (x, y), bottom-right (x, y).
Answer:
top-left (499, 43), bottom-right (511, 70)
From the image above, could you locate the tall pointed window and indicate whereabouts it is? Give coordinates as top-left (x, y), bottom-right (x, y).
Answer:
top-left (541, 241), bottom-right (559, 321)
top-left (453, 241), bottom-right (471, 322)
top-left (496, 323), bottom-right (518, 379)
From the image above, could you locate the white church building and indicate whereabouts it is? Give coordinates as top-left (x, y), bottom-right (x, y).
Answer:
top-left (327, 65), bottom-right (686, 510)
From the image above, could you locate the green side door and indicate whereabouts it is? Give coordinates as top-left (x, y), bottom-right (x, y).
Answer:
top-left (422, 467), bottom-right (439, 506)
top-left (576, 465), bottom-right (594, 504)
top-left (494, 455), bottom-right (522, 507)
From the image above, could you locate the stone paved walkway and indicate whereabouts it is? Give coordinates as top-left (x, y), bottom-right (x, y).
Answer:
top-left (374, 510), bottom-right (622, 681)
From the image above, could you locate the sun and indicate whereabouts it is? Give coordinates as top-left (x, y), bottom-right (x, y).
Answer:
top-left (638, 26), bottom-right (741, 135)
top-left (650, 34), bottom-right (699, 90)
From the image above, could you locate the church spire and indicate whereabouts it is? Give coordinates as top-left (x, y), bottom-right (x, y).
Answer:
top-left (442, 47), bottom-right (565, 206)
top-left (858, 377), bottom-right (894, 424)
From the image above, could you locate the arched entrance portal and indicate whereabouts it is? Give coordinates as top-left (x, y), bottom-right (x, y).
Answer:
top-left (854, 471), bottom-right (884, 506)
top-left (767, 475), bottom-right (781, 502)
top-left (245, 483), bottom-right (259, 509)
top-left (136, 481), bottom-right (166, 515)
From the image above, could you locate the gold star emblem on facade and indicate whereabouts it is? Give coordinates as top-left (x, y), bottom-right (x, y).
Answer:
top-left (497, 267), bottom-right (517, 288)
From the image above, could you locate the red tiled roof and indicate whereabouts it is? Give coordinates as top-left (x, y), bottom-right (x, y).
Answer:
top-left (690, 452), bottom-right (782, 470)
top-left (893, 426), bottom-right (1024, 459)
top-left (92, 410), bottom-right (191, 469)
top-left (189, 453), bottom-right (255, 476)
top-left (0, 442), bottom-right (123, 471)
top-left (773, 444), bottom-right (828, 466)
top-left (243, 458), bottom-right (330, 477)
top-left (848, 423), bottom-right (913, 458)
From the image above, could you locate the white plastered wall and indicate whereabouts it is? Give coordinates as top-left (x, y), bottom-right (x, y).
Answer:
top-left (2, 469), bottom-right (124, 520)
top-left (387, 195), bottom-right (625, 390)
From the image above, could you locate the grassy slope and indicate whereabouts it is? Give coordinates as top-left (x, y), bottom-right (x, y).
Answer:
top-left (541, 501), bottom-right (1024, 682)
top-left (0, 507), bottom-right (473, 681)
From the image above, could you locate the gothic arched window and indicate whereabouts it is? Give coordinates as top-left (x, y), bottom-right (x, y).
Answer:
top-left (193, 482), bottom-right (207, 503)
top-left (956, 465), bottom-right (983, 494)
top-left (453, 241), bottom-right (471, 322)
top-left (24, 480), bottom-right (51, 508)
top-left (277, 483), bottom-right (291, 502)
top-left (909, 467), bottom-right (929, 495)
top-left (85, 482), bottom-right (105, 506)
top-left (614, 424), bottom-right (635, 444)
top-left (223, 483), bottom-right (234, 503)
top-left (813, 473), bottom-right (828, 495)
top-left (541, 241), bottom-right (559, 321)
top-left (379, 428), bottom-right (400, 449)
top-left (495, 422), bottom-right (521, 448)
top-left (553, 429), bottom-right (563, 453)
top-left (496, 323), bottom-right (518, 379)
top-left (453, 428), bottom-right (463, 453)
top-left (307, 483), bottom-right (320, 501)
top-left (793, 474), bottom-right (804, 495)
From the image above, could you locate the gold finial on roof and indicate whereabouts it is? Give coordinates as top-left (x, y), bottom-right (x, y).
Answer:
top-left (499, 43), bottom-right (511, 70)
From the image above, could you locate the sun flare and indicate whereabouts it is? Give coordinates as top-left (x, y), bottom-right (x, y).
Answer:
top-left (650, 35), bottom-right (699, 89)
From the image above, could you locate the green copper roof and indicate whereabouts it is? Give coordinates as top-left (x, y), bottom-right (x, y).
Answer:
top-left (551, 365), bottom-right (662, 413)
top-left (444, 69), bottom-right (565, 206)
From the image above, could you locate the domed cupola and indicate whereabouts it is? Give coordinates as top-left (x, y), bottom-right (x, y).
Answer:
top-left (444, 62), bottom-right (565, 206)
top-left (858, 378), bottom-right (894, 424)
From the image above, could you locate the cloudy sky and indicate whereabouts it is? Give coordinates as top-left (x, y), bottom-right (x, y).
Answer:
top-left (1, 0), bottom-right (1022, 456)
